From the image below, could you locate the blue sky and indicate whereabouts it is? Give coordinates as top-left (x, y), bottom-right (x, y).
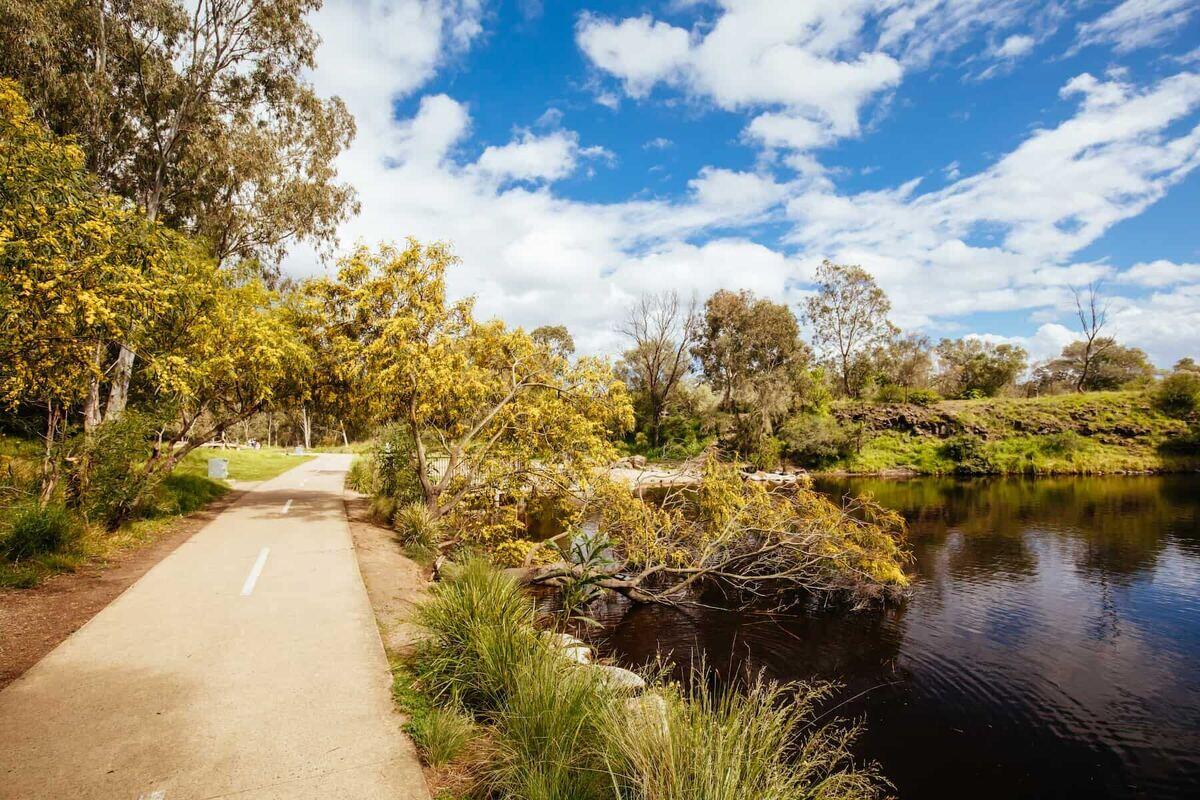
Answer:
top-left (296, 0), bottom-right (1200, 365)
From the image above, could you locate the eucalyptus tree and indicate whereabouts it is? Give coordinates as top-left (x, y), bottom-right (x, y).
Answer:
top-left (804, 261), bottom-right (897, 397)
top-left (0, 0), bottom-right (357, 424)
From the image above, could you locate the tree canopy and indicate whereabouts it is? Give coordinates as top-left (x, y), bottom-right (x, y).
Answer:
top-left (305, 241), bottom-right (633, 528)
top-left (804, 261), bottom-right (896, 397)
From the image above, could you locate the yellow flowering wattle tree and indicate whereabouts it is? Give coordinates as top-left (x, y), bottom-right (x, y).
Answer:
top-left (1, 79), bottom-right (308, 509)
top-left (0, 80), bottom-right (169, 497)
top-left (303, 240), bottom-right (633, 538)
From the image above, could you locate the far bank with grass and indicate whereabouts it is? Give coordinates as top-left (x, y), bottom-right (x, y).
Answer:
top-left (792, 391), bottom-right (1200, 476)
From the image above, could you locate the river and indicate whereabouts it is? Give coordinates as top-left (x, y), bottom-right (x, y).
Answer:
top-left (588, 474), bottom-right (1200, 799)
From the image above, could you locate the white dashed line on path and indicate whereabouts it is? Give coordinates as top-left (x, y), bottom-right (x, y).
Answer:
top-left (240, 548), bottom-right (270, 597)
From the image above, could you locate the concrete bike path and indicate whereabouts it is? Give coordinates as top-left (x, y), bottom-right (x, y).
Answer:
top-left (0, 454), bottom-right (429, 800)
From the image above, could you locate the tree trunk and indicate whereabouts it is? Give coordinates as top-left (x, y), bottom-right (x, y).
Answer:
top-left (102, 345), bottom-right (135, 423)
top-left (39, 402), bottom-right (63, 504)
top-left (339, 421), bottom-right (349, 447)
top-left (300, 405), bottom-right (312, 450)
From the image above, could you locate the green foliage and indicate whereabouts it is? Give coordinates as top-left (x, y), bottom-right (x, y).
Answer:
top-left (487, 648), bottom-right (611, 800)
top-left (1, 501), bottom-right (77, 561)
top-left (935, 338), bottom-right (1027, 398)
top-left (371, 424), bottom-right (424, 504)
top-left (74, 414), bottom-right (159, 528)
top-left (779, 414), bottom-right (855, 468)
top-left (804, 261), bottom-right (896, 398)
top-left (747, 436), bottom-right (783, 471)
top-left (345, 456), bottom-right (374, 493)
top-left (414, 558), bottom-right (539, 712)
top-left (941, 435), bottom-right (993, 475)
top-left (1155, 372), bottom-right (1200, 418)
top-left (601, 671), bottom-right (882, 800)
top-left (393, 502), bottom-right (444, 548)
top-left (406, 560), bottom-right (886, 800)
top-left (402, 691), bottom-right (476, 769)
top-left (907, 388), bottom-right (941, 406)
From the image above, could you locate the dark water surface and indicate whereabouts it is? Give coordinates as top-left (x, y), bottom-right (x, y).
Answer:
top-left (592, 475), bottom-right (1200, 799)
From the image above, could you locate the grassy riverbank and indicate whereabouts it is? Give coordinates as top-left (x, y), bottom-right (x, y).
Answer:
top-left (393, 559), bottom-right (885, 800)
top-left (824, 391), bottom-right (1198, 476)
top-left (1, 438), bottom-right (311, 587)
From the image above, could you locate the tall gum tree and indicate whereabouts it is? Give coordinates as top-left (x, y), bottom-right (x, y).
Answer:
top-left (0, 0), bottom-right (357, 425)
top-left (804, 261), bottom-right (897, 398)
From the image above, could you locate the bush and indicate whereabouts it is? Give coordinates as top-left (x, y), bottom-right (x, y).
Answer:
top-left (1, 501), bottom-right (77, 561)
top-left (907, 388), bottom-right (941, 406)
top-left (407, 705), bottom-right (475, 767)
top-left (602, 671), bottom-right (883, 800)
top-left (747, 436), bottom-right (783, 471)
top-left (1155, 372), bottom-right (1200, 418)
top-left (487, 646), bottom-right (611, 800)
top-left (414, 558), bottom-right (539, 712)
top-left (345, 456), bottom-right (375, 493)
top-left (75, 414), bottom-right (159, 528)
top-left (779, 414), bottom-right (855, 468)
top-left (941, 434), bottom-right (993, 474)
top-left (873, 384), bottom-right (907, 404)
top-left (373, 424), bottom-right (423, 504)
top-left (394, 501), bottom-right (444, 548)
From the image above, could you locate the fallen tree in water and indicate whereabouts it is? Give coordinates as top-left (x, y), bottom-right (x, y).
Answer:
top-left (503, 456), bottom-right (909, 609)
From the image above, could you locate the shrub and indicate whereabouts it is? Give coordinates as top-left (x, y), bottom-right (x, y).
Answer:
top-left (1, 501), bottom-right (77, 561)
top-left (394, 501), bottom-right (444, 548)
top-left (941, 434), bottom-right (993, 474)
top-left (907, 388), bottom-right (941, 406)
top-left (1155, 372), bottom-right (1200, 418)
top-left (601, 670), bottom-right (883, 800)
top-left (779, 414), bottom-right (855, 468)
top-left (373, 424), bottom-right (423, 504)
top-left (345, 456), bottom-right (375, 493)
top-left (748, 436), bottom-right (783, 471)
top-left (873, 384), bottom-right (907, 404)
top-left (487, 647), bottom-right (611, 800)
top-left (75, 414), bottom-right (159, 528)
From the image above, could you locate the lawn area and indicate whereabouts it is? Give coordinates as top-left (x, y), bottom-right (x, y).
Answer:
top-left (1, 441), bottom-right (312, 588)
top-left (176, 446), bottom-right (314, 482)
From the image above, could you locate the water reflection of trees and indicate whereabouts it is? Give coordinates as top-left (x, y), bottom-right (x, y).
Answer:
top-left (816, 475), bottom-right (1200, 584)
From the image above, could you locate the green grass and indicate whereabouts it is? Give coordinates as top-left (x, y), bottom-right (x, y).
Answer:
top-left (0, 435), bottom-right (292, 588)
top-left (175, 446), bottom-right (313, 482)
top-left (395, 558), bottom-right (886, 800)
top-left (827, 390), bottom-right (1199, 475)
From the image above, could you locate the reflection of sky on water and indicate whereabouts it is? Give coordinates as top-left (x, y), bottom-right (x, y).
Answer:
top-left (598, 475), bottom-right (1200, 799)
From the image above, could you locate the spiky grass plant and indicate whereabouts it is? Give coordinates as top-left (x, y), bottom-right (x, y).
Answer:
top-left (414, 557), bottom-right (541, 712)
top-left (601, 670), bottom-right (885, 800)
top-left (486, 644), bottom-right (613, 800)
top-left (394, 501), bottom-right (444, 548)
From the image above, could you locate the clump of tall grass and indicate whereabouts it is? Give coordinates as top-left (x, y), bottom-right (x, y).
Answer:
top-left (600, 671), bottom-right (884, 800)
top-left (414, 557), bottom-right (541, 712)
top-left (394, 501), bottom-right (444, 549)
top-left (486, 645), bottom-right (612, 800)
top-left (1, 501), bottom-right (78, 561)
top-left (408, 559), bottom-right (886, 800)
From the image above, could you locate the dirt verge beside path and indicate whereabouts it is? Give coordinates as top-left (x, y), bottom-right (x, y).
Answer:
top-left (0, 487), bottom-right (249, 690)
top-left (343, 492), bottom-right (429, 657)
